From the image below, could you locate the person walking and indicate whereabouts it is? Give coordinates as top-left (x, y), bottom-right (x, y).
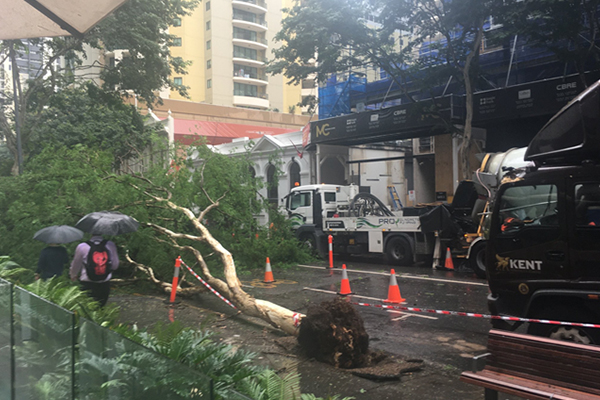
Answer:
top-left (70, 234), bottom-right (119, 307)
top-left (36, 244), bottom-right (69, 280)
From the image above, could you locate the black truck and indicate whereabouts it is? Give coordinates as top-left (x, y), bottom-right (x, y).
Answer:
top-left (486, 79), bottom-right (600, 344)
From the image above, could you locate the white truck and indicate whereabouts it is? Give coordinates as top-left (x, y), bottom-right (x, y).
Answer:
top-left (284, 147), bottom-right (531, 270)
top-left (283, 184), bottom-right (434, 265)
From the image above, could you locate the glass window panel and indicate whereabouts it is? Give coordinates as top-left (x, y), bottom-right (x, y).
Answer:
top-left (497, 184), bottom-right (558, 232)
top-left (575, 183), bottom-right (600, 226)
top-left (290, 192), bottom-right (311, 210)
top-left (13, 286), bottom-right (75, 400)
top-left (324, 192), bottom-right (336, 203)
top-left (78, 319), bottom-right (212, 399)
top-left (0, 279), bottom-right (12, 400)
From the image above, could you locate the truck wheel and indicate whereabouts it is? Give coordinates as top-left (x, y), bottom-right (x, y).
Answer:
top-left (468, 241), bottom-right (487, 279)
top-left (299, 234), bottom-right (318, 254)
top-left (527, 307), bottom-right (600, 345)
top-left (385, 236), bottom-right (413, 266)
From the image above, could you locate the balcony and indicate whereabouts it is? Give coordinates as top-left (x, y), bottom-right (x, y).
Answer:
top-left (233, 93), bottom-right (269, 109)
top-left (232, 55), bottom-right (266, 68)
top-left (232, 0), bottom-right (267, 14)
top-left (232, 12), bottom-right (267, 32)
top-left (232, 33), bottom-right (268, 50)
top-left (234, 70), bottom-right (268, 85)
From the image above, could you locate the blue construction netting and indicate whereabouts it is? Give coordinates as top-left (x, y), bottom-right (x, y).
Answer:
top-left (318, 73), bottom-right (366, 119)
top-left (317, 25), bottom-right (595, 119)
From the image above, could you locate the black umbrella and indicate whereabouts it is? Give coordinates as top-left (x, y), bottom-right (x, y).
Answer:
top-left (75, 211), bottom-right (140, 236)
top-left (33, 225), bottom-right (84, 244)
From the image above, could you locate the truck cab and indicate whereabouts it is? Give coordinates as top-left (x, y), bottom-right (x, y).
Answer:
top-left (284, 184), bottom-right (428, 264)
top-left (486, 79), bottom-right (600, 344)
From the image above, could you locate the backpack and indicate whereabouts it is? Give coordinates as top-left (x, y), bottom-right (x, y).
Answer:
top-left (85, 240), bottom-right (112, 281)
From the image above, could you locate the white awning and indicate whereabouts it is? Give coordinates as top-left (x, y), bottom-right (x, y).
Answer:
top-left (0, 0), bottom-right (127, 40)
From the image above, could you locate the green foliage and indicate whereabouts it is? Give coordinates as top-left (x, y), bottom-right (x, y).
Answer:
top-left (0, 144), bottom-right (312, 284)
top-left (492, 0), bottom-right (600, 82)
top-left (25, 82), bottom-right (157, 169)
top-left (90, 0), bottom-right (199, 104)
top-left (0, 143), bottom-right (13, 176)
top-left (0, 0), bottom-right (198, 174)
top-left (26, 277), bottom-right (120, 326)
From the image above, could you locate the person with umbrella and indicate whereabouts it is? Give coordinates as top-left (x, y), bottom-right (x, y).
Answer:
top-left (70, 211), bottom-right (138, 306)
top-left (34, 225), bottom-right (83, 280)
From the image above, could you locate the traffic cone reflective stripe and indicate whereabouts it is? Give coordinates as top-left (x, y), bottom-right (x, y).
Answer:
top-left (444, 248), bottom-right (454, 270)
top-left (338, 264), bottom-right (353, 296)
top-left (264, 257), bottom-right (275, 283)
top-left (384, 269), bottom-right (406, 304)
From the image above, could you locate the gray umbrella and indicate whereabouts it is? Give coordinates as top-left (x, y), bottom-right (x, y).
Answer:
top-left (75, 211), bottom-right (140, 236)
top-left (33, 225), bottom-right (84, 244)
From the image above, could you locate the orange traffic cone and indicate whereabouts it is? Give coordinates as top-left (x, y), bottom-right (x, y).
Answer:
top-left (444, 248), bottom-right (455, 270)
top-left (264, 257), bottom-right (275, 283)
top-left (338, 264), bottom-right (353, 296)
top-left (384, 269), bottom-right (406, 303)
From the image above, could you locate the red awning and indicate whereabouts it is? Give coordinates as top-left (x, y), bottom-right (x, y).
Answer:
top-left (173, 119), bottom-right (296, 145)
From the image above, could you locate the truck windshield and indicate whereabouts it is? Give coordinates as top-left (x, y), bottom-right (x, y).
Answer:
top-left (497, 184), bottom-right (558, 232)
top-left (290, 192), bottom-right (311, 210)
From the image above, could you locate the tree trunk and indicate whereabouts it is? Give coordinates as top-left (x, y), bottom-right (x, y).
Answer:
top-left (459, 19), bottom-right (485, 181)
top-left (134, 183), bottom-right (304, 336)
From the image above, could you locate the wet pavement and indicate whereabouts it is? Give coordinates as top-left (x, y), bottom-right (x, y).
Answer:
top-left (112, 256), bottom-right (521, 399)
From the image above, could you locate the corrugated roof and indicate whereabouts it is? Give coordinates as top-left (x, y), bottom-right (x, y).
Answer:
top-left (174, 119), bottom-right (297, 145)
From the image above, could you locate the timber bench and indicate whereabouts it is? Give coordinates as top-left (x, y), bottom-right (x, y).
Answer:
top-left (460, 329), bottom-right (600, 400)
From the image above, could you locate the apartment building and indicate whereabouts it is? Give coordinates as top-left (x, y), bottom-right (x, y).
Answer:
top-left (168, 0), bottom-right (315, 115)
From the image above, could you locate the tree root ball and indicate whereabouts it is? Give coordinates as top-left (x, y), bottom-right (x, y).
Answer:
top-left (297, 298), bottom-right (369, 368)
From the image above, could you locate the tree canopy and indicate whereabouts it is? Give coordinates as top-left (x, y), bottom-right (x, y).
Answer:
top-left (493, 0), bottom-right (600, 87)
top-left (270, 0), bottom-right (495, 178)
top-left (0, 0), bottom-right (198, 174)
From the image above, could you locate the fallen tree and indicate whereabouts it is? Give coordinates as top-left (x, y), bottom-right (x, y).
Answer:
top-left (122, 173), bottom-right (304, 336)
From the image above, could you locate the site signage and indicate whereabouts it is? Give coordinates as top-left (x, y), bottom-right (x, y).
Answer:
top-left (474, 75), bottom-right (583, 122)
top-left (310, 95), bottom-right (462, 145)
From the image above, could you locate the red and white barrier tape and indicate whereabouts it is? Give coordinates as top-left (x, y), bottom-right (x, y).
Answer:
top-left (180, 260), bottom-right (237, 309)
top-left (352, 302), bottom-right (600, 329)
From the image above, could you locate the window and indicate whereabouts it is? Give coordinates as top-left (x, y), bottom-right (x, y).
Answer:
top-left (174, 77), bottom-right (182, 85)
top-left (497, 184), bottom-right (558, 233)
top-left (290, 192), bottom-right (311, 210)
top-left (205, 1), bottom-right (210, 10)
top-left (266, 164), bottom-right (278, 204)
top-left (233, 27), bottom-right (257, 42)
top-left (233, 45), bottom-right (258, 61)
top-left (173, 56), bottom-right (183, 65)
top-left (206, 40), bottom-right (211, 50)
top-left (575, 183), bottom-right (600, 226)
top-left (172, 18), bottom-right (181, 27)
top-left (324, 192), bottom-right (336, 203)
top-left (233, 9), bottom-right (264, 25)
top-left (206, 20), bottom-right (211, 30)
top-left (289, 162), bottom-right (301, 189)
top-left (207, 79), bottom-right (212, 89)
top-left (234, 63), bottom-right (258, 79)
top-left (234, 82), bottom-right (258, 97)
top-left (173, 37), bottom-right (182, 47)
top-left (206, 59), bottom-right (211, 69)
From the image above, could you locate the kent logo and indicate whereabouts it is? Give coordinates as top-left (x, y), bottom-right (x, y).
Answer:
top-left (510, 259), bottom-right (542, 271)
top-left (496, 255), bottom-right (542, 271)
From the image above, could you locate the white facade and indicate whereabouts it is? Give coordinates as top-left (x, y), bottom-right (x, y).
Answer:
top-left (209, 133), bottom-right (407, 225)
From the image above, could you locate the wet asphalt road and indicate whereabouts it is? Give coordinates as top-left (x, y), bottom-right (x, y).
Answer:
top-left (244, 255), bottom-right (493, 372)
